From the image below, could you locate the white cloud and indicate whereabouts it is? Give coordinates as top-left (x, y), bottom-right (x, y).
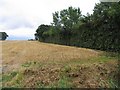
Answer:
top-left (0, 0), bottom-right (100, 40)
top-left (0, 15), bottom-right (33, 30)
top-left (5, 27), bottom-right (35, 40)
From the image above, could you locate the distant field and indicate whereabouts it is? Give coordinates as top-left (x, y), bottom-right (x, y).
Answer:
top-left (1, 41), bottom-right (118, 88)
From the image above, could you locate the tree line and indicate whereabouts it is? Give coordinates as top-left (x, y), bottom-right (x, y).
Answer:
top-left (35, 2), bottom-right (120, 52)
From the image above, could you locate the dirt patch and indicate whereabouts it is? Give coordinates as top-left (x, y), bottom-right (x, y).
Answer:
top-left (3, 61), bottom-right (118, 88)
top-left (66, 63), bottom-right (118, 88)
top-left (22, 67), bottom-right (60, 88)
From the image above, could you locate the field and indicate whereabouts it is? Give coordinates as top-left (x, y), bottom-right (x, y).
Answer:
top-left (1, 41), bottom-right (118, 88)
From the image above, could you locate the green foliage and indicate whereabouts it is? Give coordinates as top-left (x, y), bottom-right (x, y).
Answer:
top-left (109, 78), bottom-right (119, 88)
top-left (57, 76), bottom-right (71, 88)
top-left (2, 71), bottom-right (18, 82)
top-left (35, 3), bottom-right (120, 52)
top-left (0, 32), bottom-right (8, 40)
top-left (2, 71), bottom-right (24, 88)
top-left (35, 24), bottom-right (51, 41)
top-left (22, 62), bottom-right (32, 67)
top-left (21, 61), bottom-right (42, 68)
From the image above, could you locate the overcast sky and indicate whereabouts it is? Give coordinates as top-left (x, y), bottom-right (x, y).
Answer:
top-left (0, 0), bottom-right (100, 40)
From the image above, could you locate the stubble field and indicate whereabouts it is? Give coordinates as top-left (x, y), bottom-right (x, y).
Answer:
top-left (1, 41), bottom-right (118, 88)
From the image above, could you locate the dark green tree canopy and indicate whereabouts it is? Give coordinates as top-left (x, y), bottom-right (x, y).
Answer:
top-left (35, 3), bottom-right (120, 52)
top-left (0, 32), bottom-right (8, 40)
top-left (53, 6), bottom-right (82, 30)
top-left (35, 24), bottom-right (51, 41)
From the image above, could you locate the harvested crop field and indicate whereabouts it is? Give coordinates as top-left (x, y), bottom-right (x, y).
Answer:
top-left (1, 41), bottom-right (119, 88)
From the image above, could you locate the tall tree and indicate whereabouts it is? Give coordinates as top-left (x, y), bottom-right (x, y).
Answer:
top-left (52, 6), bottom-right (82, 45)
top-left (35, 24), bottom-right (51, 41)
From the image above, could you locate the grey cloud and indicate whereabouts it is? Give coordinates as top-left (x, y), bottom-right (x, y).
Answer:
top-left (0, 15), bottom-right (34, 30)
